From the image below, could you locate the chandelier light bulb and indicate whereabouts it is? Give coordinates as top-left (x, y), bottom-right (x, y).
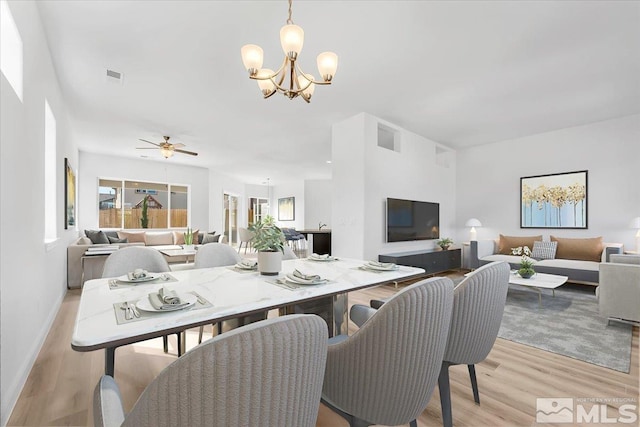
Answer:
top-left (241, 44), bottom-right (264, 76)
top-left (317, 51), bottom-right (338, 82)
top-left (280, 24), bottom-right (304, 60)
top-left (297, 73), bottom-right (315, 98)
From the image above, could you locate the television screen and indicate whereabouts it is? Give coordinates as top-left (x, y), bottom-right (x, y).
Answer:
top-left (386, 198), bottom-right (439, 242)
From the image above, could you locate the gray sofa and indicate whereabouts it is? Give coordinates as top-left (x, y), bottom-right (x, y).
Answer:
top-left (469, 239), bottom-right (623, 284)
top-left (67, 230), bottom-right (226, 289)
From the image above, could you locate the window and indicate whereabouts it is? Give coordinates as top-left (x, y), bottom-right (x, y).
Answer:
top-left (44, 100), bottom-right (57, 243)
top-left (1, 0), bottom-right (23, 102)
top-left (98, 178), bottom-right (189, 229)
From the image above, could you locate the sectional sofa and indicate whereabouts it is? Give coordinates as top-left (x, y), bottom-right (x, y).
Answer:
top-left (67, 229), bottom-right (225, 289)
top-left (469, 234), bottom-right (623, 284)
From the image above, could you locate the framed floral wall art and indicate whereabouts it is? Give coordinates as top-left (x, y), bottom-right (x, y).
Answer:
top-left (520, 170), bottom-right (587, 229)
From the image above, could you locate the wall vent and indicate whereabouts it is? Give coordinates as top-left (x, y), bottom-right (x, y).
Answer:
top-left (377, 123), bottom-right (401, 153)
top-left (106, 69), bottom-right (124, 84)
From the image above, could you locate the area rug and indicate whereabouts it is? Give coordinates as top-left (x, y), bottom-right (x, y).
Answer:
top-left (498, 284), bottom-right (633, 373)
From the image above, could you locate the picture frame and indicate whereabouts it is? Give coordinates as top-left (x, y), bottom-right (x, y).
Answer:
top-left (520, 170), bottom-right (587, 229)
top-left (278, 197), bottom-right (295, 221)
top-left (64, 158), bottom-right (76, 229)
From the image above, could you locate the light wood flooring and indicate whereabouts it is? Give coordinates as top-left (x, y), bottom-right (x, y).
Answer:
top-left (8, 273), bottom-right (639, 426)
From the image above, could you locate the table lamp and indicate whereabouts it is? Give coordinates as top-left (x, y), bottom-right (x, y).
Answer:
top-left (465, 218), bottom-right (482, 241)
top-left (631, 216), bottom-right (640, 252)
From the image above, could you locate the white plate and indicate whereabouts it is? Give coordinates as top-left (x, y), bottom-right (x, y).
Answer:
top-left (116, 273), bottom-right (158, 283)
top-left (308, 256), bottom-right (337, 262)
top-left (135, 293), bottom-right (198, 312)
top-left (285, 273), bottom-right (327, 285)
top-left (361, 264), bottom-right (399, 271)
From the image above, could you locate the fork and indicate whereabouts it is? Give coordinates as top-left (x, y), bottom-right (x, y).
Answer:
top-left (125, 301), bottom-right (140, 318)
top-left (120, 303), bottom-right (132, 320)
top-left (109, 280), bottom-right (118, 289)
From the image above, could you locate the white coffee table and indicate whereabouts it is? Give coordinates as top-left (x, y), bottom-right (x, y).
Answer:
top-left (509, 272), bottom-right (568, 307)
top-left (160, 248), bottom-right (198, 264)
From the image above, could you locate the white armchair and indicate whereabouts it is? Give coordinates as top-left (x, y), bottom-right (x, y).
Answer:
top-left (598, 254), bottom-right (640, 324)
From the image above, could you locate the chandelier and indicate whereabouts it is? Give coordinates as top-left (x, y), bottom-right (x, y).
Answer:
top-left (240, 0), bottom-right (338, 103)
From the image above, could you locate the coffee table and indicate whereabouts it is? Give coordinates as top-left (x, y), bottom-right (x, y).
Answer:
top-left (509, 271), bottom-right (568, 307)
top-left (160, 248), bottom-right (198, 264)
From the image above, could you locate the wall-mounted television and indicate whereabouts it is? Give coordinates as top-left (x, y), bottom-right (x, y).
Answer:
top-left (386, 198), bottom-right (440, 242)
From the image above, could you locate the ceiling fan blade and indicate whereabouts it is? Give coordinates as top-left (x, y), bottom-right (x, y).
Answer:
top-left (136, 147), bottom-right (159, 150)
top-left (173, 143), bottom-right (185, 148)
top-left (174, 149), bottom-right (198, 156)
top-left (139, 139), bottom-right (161, 147)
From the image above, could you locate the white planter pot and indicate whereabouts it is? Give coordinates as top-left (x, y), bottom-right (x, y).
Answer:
top-left (182, 244), bottom-right (195, 251)
top-left (258, 251), bottom-right (282, 276)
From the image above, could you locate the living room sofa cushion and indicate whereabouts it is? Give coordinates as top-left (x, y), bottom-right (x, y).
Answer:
top-left (531, 241), bottom-right (558, 260)
top-left (108, 236), bottom-right (127, 244)
top-left (117, 230), bottom-right (146, 243)
top-left (172, 229), bottom-right (199, 245)
top-left (201, 233), bottom-right (221, 244)
top-left (85, 229), bottom-right (109, 244)
top-left (144, 231), bottom-right (174, 246)
top-left (551, 236), bottom-right (604, 262)
top-left (498, 234), bottom-right (542, 255)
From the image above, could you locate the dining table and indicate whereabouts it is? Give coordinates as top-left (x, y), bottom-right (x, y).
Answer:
top-left (71, 257), bottom-right (425, 376)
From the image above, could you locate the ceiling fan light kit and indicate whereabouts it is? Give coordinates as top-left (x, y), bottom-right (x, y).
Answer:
top-left (240, 0), bottom-right (338, 103)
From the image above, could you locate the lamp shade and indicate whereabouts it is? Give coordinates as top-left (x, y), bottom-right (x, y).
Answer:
top-left (240, 44), bottom-right (264, 74)
top-left (317, 51), bottom-right (338, 82)
top-left (465, 218), bottom-right (482, 227)
top-left (630, 217), bottom-right (640, 229)
top-left (256, 69), bottom-right (276, 95)
top-left (280, 24), bottom-right (304, 58)
top-left (297, 73), bottom-right (315, 97)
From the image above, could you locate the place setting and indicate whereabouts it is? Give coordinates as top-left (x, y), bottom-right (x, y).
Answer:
top-left (229, 258), bottom-right (259, 273)
top-left (113, 286), bottom-right (212, 325)
top-left (306, 253), bottom-right (339, 262)
top-left (357, 260), bottom-right (400, 273)
top-left (108, 269), bottom-right (178, 289)
top-left (268, 269), bottom-right (332, 291)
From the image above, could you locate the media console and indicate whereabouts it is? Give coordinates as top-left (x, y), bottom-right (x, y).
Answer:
top-left (378, 248), bottom-right (461, 275)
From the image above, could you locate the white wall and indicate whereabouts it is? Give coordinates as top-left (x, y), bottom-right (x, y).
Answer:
top-left (304, 179), bottom-right (332, 230)
top-left (332, 113), bottom-right (457, 260)
top-left (78, 151), bottom-right (210, 232)
top-left (456, 114), bottom-right (640, 249)
top-left (0, 1), bottom-right (77, 423)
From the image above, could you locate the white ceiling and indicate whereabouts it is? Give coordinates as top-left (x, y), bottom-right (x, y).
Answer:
top-left (37, 1), bottom-right (640, 185)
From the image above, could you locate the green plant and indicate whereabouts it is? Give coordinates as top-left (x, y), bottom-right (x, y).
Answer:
top-left (249, 215), bottom-right (284, 253)
top-left (512, 246), bottom-right (535, 277)
top-left (140, 195), bottom-right (149, 228)
top-left (437, 237), bottom-right (454, 249)
top-left (183, 227), bottom-right (194, 245)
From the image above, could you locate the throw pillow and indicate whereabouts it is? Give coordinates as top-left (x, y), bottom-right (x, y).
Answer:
top-left (498, 234), bottom-right (543, 255)
top-left (551, 236), bottom-right (604, 262)
top-left (201, 233), bottom-right (220, 245)
top-left (117, 230), bottom-right (146, 244)
top-left (144, 231), bottom-right (174, 246)
top-left (531, 241), bottom-right (557, 260)
top-left (173, 229), bottom-right (199, 245)
top-left (107, 236), bottom-right (128, 244)
top-left (85, 229), bottom-right (109, 244)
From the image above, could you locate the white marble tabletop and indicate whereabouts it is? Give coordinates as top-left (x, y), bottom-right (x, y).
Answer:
top-left (72, 258), bottom-right (424, 351)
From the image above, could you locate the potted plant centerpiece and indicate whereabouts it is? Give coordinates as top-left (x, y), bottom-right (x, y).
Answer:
top-left (249, 215), bottom-right (285, 275)
top-left (512, 246), bottom-right (535, 278)
top-left (183, 227), bottom-right (195, 251)
top-left (437, 237), bottom-right (454, 251)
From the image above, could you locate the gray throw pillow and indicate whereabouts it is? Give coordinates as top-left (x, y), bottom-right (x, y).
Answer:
top-left (108, 236), bottom-right (128, 244)
top-left (85, 229), bottom-right (109, 244)
top-left (201, 234), bottom-right (220, 245)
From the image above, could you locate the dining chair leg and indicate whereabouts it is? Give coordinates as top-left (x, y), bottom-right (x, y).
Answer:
top-left (468, 364), bottom-right (480, 404)
top-left (438, 361), bottom-right (453, 427)
top-left (409, 420), bottom-right (417, 427)
top-left (105, 347), bottom-right (115, 377)
top-left (198, 325), bottom-right (204, 344)
top-left (163, 335), bottom-right (168, 353)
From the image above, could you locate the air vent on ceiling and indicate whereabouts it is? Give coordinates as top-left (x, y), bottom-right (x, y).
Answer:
top-left (105, 68), bottom-right (124, 85)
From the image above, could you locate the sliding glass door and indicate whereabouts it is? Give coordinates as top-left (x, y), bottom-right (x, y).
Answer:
top-left (223, 193), bottom-right (238, 246)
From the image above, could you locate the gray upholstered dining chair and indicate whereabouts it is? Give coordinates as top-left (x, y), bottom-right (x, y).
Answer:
top-left (237, 226), bottom-right (255, 254)
top-left (321, 277), bottom-right (454, 427)
top-left (193, 242), bottom-right (241, 269)
top-left (94, 314), bottom-right (329, 427)
top-left (437, 261), bottom-right (510, 427)
top-left (102, 247), bottom-right (178, 355)
top-left (193, 243), bottom-right (265, 343)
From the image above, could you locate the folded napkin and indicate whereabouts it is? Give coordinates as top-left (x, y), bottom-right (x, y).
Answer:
top-left (127, 268), bottom-right (148, 281)
top-left (368, 261), bottom-right (395, 268)
top-left (148, 286), bottom-right (188, 310)
top-left (237, 259), bottom-right (258, 268)
top-left (311, 253), bottom-right (330, 260)
top-left (293, 269), bottom-right (322, 281)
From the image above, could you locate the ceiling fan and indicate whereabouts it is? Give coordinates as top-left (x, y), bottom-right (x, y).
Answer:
top-left (137, 136), bottom-right (198, 158)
